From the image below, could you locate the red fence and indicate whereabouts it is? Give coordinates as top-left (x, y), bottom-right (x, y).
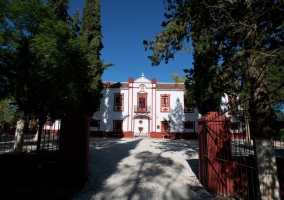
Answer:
top-left (198, 112), bottom-right (259, 199)
top-left (198, 111), bottom-right (284, 199)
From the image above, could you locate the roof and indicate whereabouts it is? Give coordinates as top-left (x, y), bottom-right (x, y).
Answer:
top-left (104, 82), bottom-right (185, 90)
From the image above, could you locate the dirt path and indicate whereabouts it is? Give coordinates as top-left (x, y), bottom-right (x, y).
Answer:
top-left (73, 138), bottom-right (219, 200)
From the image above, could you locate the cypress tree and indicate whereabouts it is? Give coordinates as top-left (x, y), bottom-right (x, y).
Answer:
top-left (80, 0), bottom-right (113, 115)
top-left (48, 0), bottom-right (70, 22)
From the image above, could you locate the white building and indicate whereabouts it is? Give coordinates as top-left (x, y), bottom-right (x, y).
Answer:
top-left (91, 73), bottom-right (199, 139)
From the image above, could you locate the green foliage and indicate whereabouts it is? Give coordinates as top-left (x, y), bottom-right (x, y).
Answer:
top-left (48, 0), bottom-right (70, 22)
top-left (79, 0), bottom-right (114, 115)
top-left (278, 129), bottom-right (284, 141)
top-left (144, 0), bottom-right (284, 119)
top-left (0, 100), bottom-right (17, 126)
top-left (171, 73), bottom-right (187, 83)
top-left (0, 0), bottom-right (102, 119)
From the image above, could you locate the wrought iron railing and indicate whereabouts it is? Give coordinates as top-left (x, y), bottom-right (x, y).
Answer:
top-left (134, 105), bottom-right (151, 113)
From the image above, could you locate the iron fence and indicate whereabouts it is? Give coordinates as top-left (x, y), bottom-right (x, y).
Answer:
top-left (0, 122), bottom-right (60, 155)
top-left (0, 113), bottom-right (89, 198)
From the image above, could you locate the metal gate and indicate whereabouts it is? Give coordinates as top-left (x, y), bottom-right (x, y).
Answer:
top-left (198, 98), bottom-right (260, 199)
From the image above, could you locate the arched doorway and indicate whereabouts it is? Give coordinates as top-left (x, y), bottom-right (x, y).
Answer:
top-left (133, 115), bottom-right (150, 137)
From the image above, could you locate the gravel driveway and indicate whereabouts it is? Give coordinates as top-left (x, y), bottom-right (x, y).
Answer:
top-left (73, 138), bottom-right (218, 200)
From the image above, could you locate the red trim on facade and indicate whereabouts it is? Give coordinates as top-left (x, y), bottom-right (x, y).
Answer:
top-left (128, 78), bottom-right (134, 83)
top-left (151, 78), bottom-right (156, 84)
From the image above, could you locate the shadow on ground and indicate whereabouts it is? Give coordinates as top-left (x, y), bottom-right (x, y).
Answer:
top-left (73, 138), bottom-right (213, 200)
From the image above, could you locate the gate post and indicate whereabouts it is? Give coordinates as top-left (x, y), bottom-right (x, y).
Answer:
top-left (59, 111), bottom-right (91, 187)
top-left (197, 112), bottom-right (231, 195)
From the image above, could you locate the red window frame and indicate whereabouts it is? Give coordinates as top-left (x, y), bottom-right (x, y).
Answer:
top-left (137, 92), bottom-right (147, 112)
top-left (114, 93), bottom-right (124, 111)
top-left (161, 121), bottom-right (170, 132)
top-left (160, 94), bottom-right (170, 112)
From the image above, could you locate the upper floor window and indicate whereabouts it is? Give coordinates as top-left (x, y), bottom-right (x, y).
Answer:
top-left (113, 120), bottom-right (123, 132)
top-left (114, 93), bottom-right (124, 111)
top-left (184, 95), bottom-right (194, 113)
top-left (161, 121), bottom-right (170, 132)
top-left (161, 94), bottom-right (170, 112)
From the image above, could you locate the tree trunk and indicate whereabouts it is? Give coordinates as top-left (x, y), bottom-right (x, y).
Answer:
top-left (254, 138), bottom-right (280, 199)
top-left (249, 58), bottom-right (280, 199)
top-left (13, 112), bottom-right (25, 153)
top-left (244, 112), bottom-right (251, 143)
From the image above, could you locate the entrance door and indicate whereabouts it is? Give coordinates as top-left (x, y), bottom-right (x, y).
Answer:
top-left (138, 93), bottom-right (147, 112)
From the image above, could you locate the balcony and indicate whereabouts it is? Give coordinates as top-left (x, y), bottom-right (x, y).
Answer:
top-left (134, 105), bottom-right (151, 113)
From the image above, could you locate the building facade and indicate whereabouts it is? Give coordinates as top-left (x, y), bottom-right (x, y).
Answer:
top-left (91, 73), bottom-right (200, 139)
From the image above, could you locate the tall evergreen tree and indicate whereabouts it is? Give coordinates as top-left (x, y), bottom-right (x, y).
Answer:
top-left (48, 0), bottom-right (70, 22)
top-left (80, 0), bottom-right (113, 115)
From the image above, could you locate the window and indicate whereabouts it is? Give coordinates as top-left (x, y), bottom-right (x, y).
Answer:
top-left (139, 96), bottom-right (146, 108)
top-left (90, 120), bottom-right (100, 131)
top-left (113, 120), bottom-right (123, 132)
top-left (161, 121), bottom-right (170, 132)
top-left (136, 93), bottom-right (148, 112)
top-left (161, 94), bottom-right (170, 112)
top-left (184, 121), bottom-right (194, 129)
top-left (114, 93), bottom-right (124, 111)
top-left (184, 96), bottom-right (194, 113)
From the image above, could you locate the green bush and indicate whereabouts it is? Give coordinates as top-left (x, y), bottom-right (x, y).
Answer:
top-left (278, 129), bottom-right (284, 141)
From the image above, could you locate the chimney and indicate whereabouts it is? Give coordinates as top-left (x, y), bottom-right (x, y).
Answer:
top-left (174, 83), bottom-right (179, 89)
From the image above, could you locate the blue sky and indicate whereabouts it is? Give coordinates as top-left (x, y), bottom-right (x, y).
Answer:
top-left (69, 0), bottom-right (194, 83)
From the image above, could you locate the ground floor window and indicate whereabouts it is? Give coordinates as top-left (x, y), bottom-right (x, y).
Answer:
top-left (114, 120), bottom-right (123, 132)
top-left (184, 121), bottom-right (194, 129)
top-left (90, 120), bottom-right (100, 131)
top-left (161, 121), bottom-right (170, 132)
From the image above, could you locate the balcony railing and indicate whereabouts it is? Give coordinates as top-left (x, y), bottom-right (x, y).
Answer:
top-left (134, 105), bottom-right (151, 113)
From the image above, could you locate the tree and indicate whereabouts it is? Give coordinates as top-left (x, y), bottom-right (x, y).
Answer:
top-left (0, 0), bottom-right (100, 152)
top-left (171, 73), bottom-right (187, 83)
top-left (144, 0), bottom-right (284, 198)
top-left (79, 0), bottom-right (114, 116)
top-left (48, 0), bottom-right (70, 22)
top-left (0, 99), bottom-right (17, 126)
